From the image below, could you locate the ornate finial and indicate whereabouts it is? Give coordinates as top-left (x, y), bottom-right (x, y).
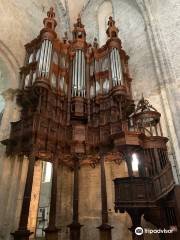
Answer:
top-left (108, 16), bottom-right (115, 27)
top-left (74, 14), bottom-right (83, 28)
top-left (93, 38), bottom-right (99, 48)
top-left (135, 97), bottom-right (158, 113)
top-left (73, 14), bottom-right (86, 40)
top-left (106, 16), bottom-right (119, 38)
top-left (47, 7), bottom-right (55, 18)
top-left (43, 7), bottom-right (57, 31)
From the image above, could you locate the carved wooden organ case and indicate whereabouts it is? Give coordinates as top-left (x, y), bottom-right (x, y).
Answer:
top-left (7, 11), bottom-right (134, 158)
top-left (4, 7), bottom-right (180, 240)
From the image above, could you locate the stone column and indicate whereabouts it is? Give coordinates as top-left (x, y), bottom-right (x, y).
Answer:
top-left (12, 155), bottom-right (36, 240)
top-left (28, 160), bottom-right (43, 238)
top-left (44, 156), bottom-right (59, 240)
top-left (68, 156), bottom-right (82, 240)
top-left (97, 155), bottom-right (113, 240)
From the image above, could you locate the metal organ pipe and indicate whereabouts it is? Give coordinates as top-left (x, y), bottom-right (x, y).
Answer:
top-left (114, 49), bottom-right (120, 85)
top-left (81, 51), bottom-right (83, 96)
top-left (113, 48), bottom-right (118, 85)
top-left (80, 51), bottom-right (83, 96)
top-left (38, 40), bottom-right (52, 78)
top-left (116, 49), bottom-right (122, 84)
top-left (82, 52), bottom-right (85, 97)
top-left (82, 51), bottom-right (84, 97)
top-left (75, 51), bottom-right (78, 96)
top-left (115, 48), bottom-right (122, 85)
top-left (46, 41), bottom-right (52, 77)
top-left (80, 50), bottom-right (82, 96)
top-left (38, 40), bottom-right (45, 76)
top-left (113, 50), bottom-right (116, 85)
top-left (78, 50), bottom-right (81, 96)
top-left (110, 48), bottom-right (123, 86)
top-left (42, 40), bottom-right (48, 77)
top-left (72, 50), bottom-right (86, 97)
top-left (110, 50), bottom-right (115, 86)
top-left (72, 55), bottom-right (75, 96)
top-left (111, 49), bottom-right (115, 85)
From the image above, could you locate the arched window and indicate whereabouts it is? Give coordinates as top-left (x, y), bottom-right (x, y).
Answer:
top-left (98, 1), bottom-right (113, 46)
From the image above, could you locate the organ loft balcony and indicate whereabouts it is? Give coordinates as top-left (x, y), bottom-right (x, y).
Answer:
top-left (113, 97), bottom-right (175, 212)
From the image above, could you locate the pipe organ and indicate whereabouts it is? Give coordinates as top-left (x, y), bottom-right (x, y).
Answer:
top-left (72, 49), bottom-right (85, 97)
top-left (38, 39), bottom-right (53, 78)
top-left (110, 48), bottom-right (123, 86)
top-left (3, 7), bottom-right (180, 240)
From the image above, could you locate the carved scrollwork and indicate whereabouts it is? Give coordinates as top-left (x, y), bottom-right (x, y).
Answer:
top-left (90, 159), bottom-right (100, 168)
top-left (113, 152), bottom-right (126, 165)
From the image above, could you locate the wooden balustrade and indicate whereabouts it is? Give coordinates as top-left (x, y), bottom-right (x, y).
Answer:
top-left (114, 164), bottom-right (175, 211)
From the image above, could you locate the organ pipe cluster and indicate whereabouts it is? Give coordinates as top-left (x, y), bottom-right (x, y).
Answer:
top-left (20, 8), bottom-right (132, 104)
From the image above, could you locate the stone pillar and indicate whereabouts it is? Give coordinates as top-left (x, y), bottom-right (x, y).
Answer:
top-left (44, 156), bottom-right (59, 240)
top-left (3, 156), bottom-right (22, 240)
top-left (97, 155), bottom-right (113, 240)
top-left (68, 156), bottom-right (82, 240)
top-left (28, 160), bottom-right (43, 238)
top-left (12, 155), bottom-right (36, 240)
